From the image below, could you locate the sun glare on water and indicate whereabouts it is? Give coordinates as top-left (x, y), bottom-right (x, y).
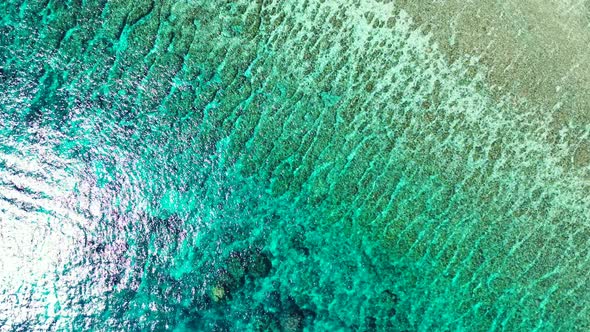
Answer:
top-left (0, 139), bottom-right (105, 327)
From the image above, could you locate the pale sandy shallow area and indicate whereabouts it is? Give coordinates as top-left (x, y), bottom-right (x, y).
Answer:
top-left (382, 0), bottom-right (590, 193)
top-left (329, 0), bottom-right (590, 183)
top-left (397, 0), bottom-right (590, 124)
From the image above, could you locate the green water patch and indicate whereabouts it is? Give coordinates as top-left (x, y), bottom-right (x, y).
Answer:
top-left (1, 0), bottom-right (590, 331)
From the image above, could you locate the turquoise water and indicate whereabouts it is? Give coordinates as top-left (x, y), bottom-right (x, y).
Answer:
top-left (2, 0), bottom-right (590, 331)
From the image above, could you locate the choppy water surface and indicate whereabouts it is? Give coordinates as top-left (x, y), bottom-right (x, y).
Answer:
top-left (2, 0), bottom-right (590, 331)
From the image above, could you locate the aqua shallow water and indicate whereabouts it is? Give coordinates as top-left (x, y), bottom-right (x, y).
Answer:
top-left (2, 0), bottom-right (590, 331)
